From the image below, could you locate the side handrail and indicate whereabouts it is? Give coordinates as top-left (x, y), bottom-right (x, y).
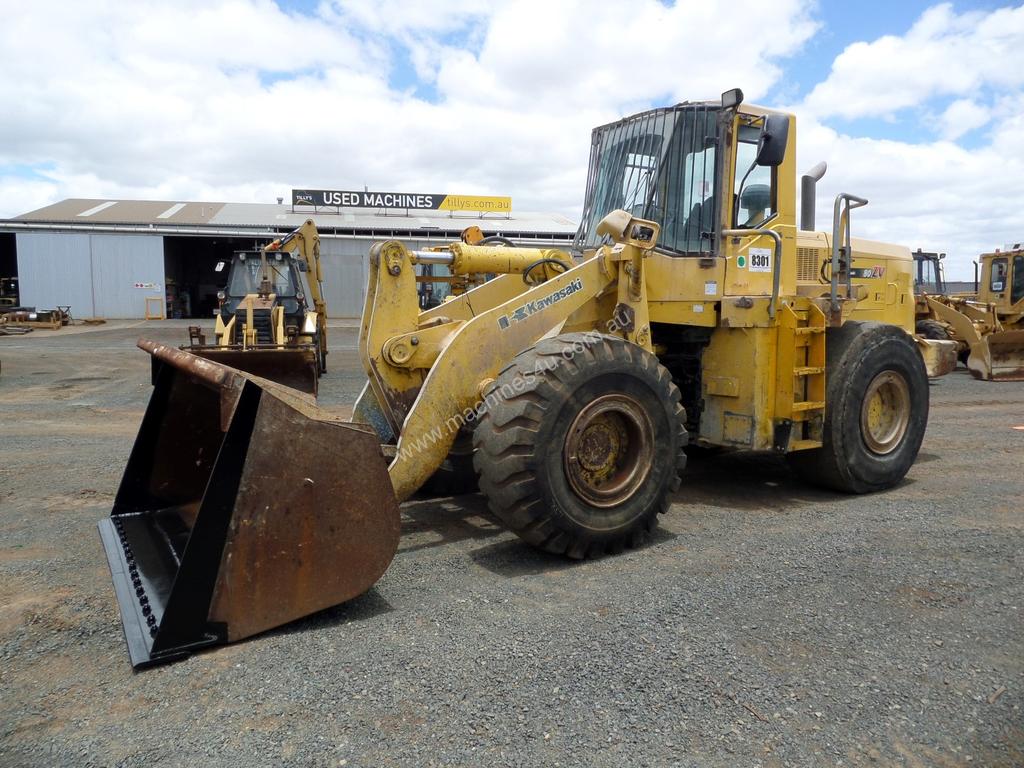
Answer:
top-left (722, 227), bottom-right (783, 319)
top-left (830, 193), bottom-right (868, 312)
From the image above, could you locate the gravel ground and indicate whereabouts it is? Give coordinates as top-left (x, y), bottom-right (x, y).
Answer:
top-left (0, 322), bottom-right (1022, 767)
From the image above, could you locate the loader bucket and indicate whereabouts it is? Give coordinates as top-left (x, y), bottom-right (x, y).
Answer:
top-left (187, 346), bottom-right (319, 396)
top-left (98, 340), bottom-right (400, 668)
top-left (966, 329), bottom-right (1024, 381)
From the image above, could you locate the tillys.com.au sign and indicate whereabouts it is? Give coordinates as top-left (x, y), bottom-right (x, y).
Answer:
top-left (292, 189), bottom-right (511, 213)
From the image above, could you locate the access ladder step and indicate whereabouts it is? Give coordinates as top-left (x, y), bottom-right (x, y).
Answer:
top-left (791, 400), bottom-right (825, 412)
top-left (789, 439), bottom-right (823, 451)
top-left (793, 366), bottom-right (825, 376)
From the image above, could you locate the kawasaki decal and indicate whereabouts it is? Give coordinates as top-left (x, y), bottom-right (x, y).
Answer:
top-left (497, 279), bottom-right (584, 329)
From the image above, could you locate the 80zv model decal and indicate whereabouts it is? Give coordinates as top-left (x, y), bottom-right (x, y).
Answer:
top-left (497, 279), bottom-right (584, 330)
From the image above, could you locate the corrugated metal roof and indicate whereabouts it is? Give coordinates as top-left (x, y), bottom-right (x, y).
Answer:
top-left (6, 198), bottom-right (578, 237)
top-left (14, 198), bottom-right (226, 225)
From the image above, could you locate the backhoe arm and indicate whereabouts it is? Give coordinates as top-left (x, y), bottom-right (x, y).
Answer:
top-left (266, 219), bottom-right (328, 341)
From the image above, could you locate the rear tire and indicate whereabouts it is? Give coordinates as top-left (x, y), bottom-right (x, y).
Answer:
top-left (789, 322), bottom-right (928, 493)
top-left (473, 333), bottom-right (687, 558)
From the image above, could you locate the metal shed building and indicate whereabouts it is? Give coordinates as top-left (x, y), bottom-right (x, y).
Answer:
top-left (0, 198), bottom-right (578, 319)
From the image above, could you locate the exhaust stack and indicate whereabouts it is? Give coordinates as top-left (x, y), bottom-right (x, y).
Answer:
top-left (800, 161), bottom-right (828, 231)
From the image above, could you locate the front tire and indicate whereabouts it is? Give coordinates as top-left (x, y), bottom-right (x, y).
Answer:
top-left (316, 332), bottom-right (327, 374)
top-left (419, 430), bottom-right (478, 497)
top-left (789, 322), bottom-right (928, 493)
top-left (915, 318), bottom-right (950, 341)
top-left (473, 334), bottom-right (687, 558)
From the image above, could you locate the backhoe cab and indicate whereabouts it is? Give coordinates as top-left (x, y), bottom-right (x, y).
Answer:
top-left (102, 90), bottom-right (947, 668)
top-left (185, 219), bottom-right (328, 394)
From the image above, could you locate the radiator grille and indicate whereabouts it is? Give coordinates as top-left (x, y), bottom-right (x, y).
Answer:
top-left (797, 247), bottom-right (824, 282)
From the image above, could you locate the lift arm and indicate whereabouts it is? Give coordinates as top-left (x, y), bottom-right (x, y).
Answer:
top-left (356, 211), bottom-right (660, 501)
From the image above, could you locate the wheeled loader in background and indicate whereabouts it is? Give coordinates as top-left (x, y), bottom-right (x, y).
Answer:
top-left (101, 88), bottom-right (946, 668)
top-left (913, 247), bottom-right (1024, 380)
top-left (184, 219), bottom-right (328, 394)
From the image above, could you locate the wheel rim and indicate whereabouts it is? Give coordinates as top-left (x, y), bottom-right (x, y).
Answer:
top-left (563, 394), bottom-right (654, 508)
top-left (860, 370), bottom-right (911, 455)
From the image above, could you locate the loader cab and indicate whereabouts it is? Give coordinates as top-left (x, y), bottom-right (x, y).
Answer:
top-left (574, 96), bottom-right (794, 255)
top-left (980, 251), bottom-right (1024, 307)
top-left (574, 92), bottom-right (797, 299)
top-left (575, 102), bottom-right (722, 256)
top-left (216, 250), bottom-right (307, 322)
top-left (912, 250), bottom-right (946, 294)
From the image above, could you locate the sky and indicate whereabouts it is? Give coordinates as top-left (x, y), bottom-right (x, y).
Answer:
top-left (0, 0), bottom-right (1020, 279)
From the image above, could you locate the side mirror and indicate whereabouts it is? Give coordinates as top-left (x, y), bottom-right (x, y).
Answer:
top-left (721, 88), bottom-right (744, 109)
top-left (756, 114), bottom-right (789, 167)
top-left (214, 261), bottom-right (226, 273)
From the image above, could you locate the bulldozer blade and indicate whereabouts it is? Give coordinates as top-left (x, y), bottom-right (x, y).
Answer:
top-left (967, 329), bottom-right (1024, 381)
top-left (99, 341), bottom-right (400, 669)
top-left (186, 346), bottom-right (319, 395)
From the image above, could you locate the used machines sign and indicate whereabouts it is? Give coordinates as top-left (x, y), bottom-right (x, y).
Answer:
top-left (292, 189), bottom-right (512, 213)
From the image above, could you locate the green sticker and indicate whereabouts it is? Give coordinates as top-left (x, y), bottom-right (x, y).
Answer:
top-left (737, 255), bottom-right (746, 268)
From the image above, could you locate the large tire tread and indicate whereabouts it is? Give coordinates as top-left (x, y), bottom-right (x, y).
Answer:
top-left (789, 322), bottom-right (928, 494)
top-left (474, 333), bottom-right (686, 559)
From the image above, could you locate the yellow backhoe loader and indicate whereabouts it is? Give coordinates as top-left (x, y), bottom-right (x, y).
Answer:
top-left (913, 247), bottom-right (1024, 380)
top-left (100, 89), bottom-right (948, 668)
top-left (185, 220), bottom-right (328, 394)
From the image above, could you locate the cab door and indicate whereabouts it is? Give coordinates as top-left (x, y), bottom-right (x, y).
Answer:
top-left (720, 111), bottom-right (797, 304)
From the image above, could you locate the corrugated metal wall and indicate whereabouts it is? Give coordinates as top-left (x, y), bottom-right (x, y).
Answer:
top-left (319, 237), bottom-right (369, 318)
top-left (90, 234), bottom-right (164, 318)
top-left (318, 237), bottom-right (438, 317)
top-left (17, 232), bottom-right (94, 313)
top-left (17, 232), bottom-right (164, 318)
top-left (14, 231), bottom-right (572, 319)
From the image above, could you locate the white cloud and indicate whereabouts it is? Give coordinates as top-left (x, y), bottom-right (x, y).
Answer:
top-left (802, 2), bottom-right (1024, 121)
top-left (797, 117), bottom-right (1024, 276)
top-left (5, 0), bottom-right (1020, 279)
top-left (792, 3), bottom-right (1024, 279)
top-left (938, 99), bottom-right (990, 141)
top-left (0, 0), bottom-right (817, 222)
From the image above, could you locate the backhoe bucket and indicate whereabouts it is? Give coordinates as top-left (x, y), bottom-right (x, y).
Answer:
top-left (98, 341), bottom-right (400, 668)
top-left (188, 346), bottom-right (319, 395)
top-left (967, 329), bottom-right (1024, 381)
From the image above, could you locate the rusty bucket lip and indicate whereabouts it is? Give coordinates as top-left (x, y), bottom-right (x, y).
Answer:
top-left (138, 337), bottom-right (375, 432)
top-left (186, 346), bottom-right (320, 396)
top-left (139, 339), bottom-right (235, 389)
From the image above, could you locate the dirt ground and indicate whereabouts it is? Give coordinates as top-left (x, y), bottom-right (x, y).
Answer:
top-left (0, 321), bottom-right (1021, 767)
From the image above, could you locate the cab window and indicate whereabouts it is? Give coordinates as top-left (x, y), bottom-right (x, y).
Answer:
top-left (1012, 255), bottom-right (1024, 304)
top-left (734, 123), bottom-right (775, 228)
top-left (917, 258), bottom-right (941, 293)
top-left (990, 257), bottom-right (1008, 292)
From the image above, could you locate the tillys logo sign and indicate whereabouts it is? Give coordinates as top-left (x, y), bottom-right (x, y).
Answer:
top-left (292, 189), bottom-right (511, 213)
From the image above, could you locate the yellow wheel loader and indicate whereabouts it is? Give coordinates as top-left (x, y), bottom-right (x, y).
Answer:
top-left (101, 89), bottom-right (943, 668)
top-left (913, 247), bottom-right (1024, 380)
top-left (185, 219), bottom-right (328, 394)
